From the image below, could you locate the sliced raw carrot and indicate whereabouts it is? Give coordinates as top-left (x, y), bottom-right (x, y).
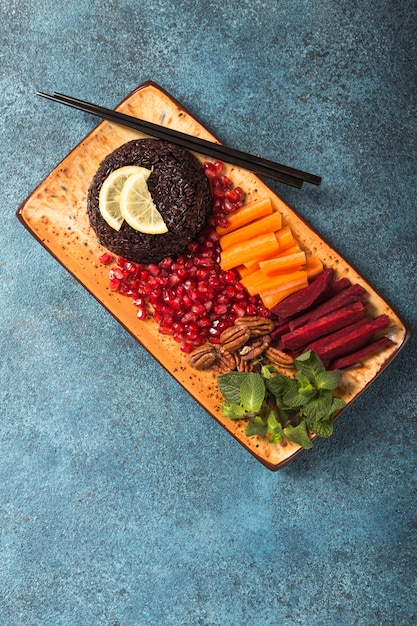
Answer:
top-left (241, 269), bottom-right (307, 298)
top-left (220, 232), bottom-right (279, 271)
top-left (261, 281), bottom-right (309, 309)
top-left (259, 272), bottom-right (309, 309)
top-left (242, 244), bottom-right (303, 274)
top-left (236, 264), bottom-right (252, 278)
top-left (239, 269), bottom-right (268, 296)
top-left (243, 243), bottom-right (303, 273)
top-left (274, 244), bottom-right (302, 257)
top-left (304, 256), bottom-right (324, 280)
top-left (216, 197), bottom-right (273, 236)
top-left (259, 251), bottom-right (307, 275)
top-left (219, 211), bottom-right (282, 250)
top-left (275, 225), bottom-right (296, 250)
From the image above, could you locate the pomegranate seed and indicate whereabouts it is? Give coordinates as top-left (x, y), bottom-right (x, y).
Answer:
top-left (159, 257), bottom-right (173, 270)
top-left (215, 216), bottom-right (229, 228)
top-left (99, 252), bottom-right (113, 265)
top-left (159, 324), bottom-right (173, 335)
top-left (109, 268), bottom-right (124, 280)
top-left (148, 264), bottom-right (160, 277)
top-left (219, 175), bottom-right (231, 188)
top-left (213, 303), bottom-right (228, 316)
top-left (124, 261), bottom-right (138, 273)
top-left (213, 187), bottom-right (225, 199)
top-left (109, 278), bottom-right (120, 291)
top-left (213, 161), bottom-right (223, 175)
top-left (203, 162), bottom-right (217, 179)
top-left (182, 311), bottom-right (198, 323)
top-left (232, 303), bottom-right (247, 318)
top-left (180, 342), bottom-right (195, 354)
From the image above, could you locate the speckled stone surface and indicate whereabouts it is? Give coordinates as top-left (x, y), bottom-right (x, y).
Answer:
top-left (1, 1), bottom-right (416, 625)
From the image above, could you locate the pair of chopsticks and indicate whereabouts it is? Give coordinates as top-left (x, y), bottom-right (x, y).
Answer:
top-left (36, 91), bottom-right (322, 189)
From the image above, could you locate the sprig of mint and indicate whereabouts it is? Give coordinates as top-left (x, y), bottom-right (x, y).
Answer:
top-left (217, 350), bottom-right (346, 450)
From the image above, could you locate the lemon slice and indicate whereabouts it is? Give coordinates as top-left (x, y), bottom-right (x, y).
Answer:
top-left (120, 171), bottom-right (168, 235)
top-left (99, 166), bottom-right (151, 231)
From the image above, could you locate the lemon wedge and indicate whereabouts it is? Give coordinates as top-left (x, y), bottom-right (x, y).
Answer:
top-left (120, 171), bottom-right (168, 235)
top-left (99, 166), bottom-right (151, 231)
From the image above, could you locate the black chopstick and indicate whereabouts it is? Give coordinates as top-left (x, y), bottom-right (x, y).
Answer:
top-left (37, 91), bottom-right (322, 188)
top-left (39, 91), bottom-right (303, 188)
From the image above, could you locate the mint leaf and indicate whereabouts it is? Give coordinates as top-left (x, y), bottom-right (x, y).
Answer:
top-left (283, 381), bottom-right (316, 407)
top-left (267, 411), bottom-right (283, 437)
top-left (261, 364), bottom-right (276, 379)
top-left (245, 415), bottom-right (268, 438)
top-left (265, 372), bottom-right (292, 396)
top-left (302, 390), bottom-right (333, 424)
top-left (283, 421), bottom-right (313, 449)
top-left (217, 372), bottom-right (247, 404)
top-left (222, 402), bottom-right (247, 420)
top-left (315, 369), bottom-right (342, 390)
top-left (267, 375), bottom-right (298, 408)
top-left (240, 372), bottom-right (265, 413)
top-left (269, 433), bottom-right (282, 444)
top-left (311, 418), bottom-right (334, 438)
top-left (330, 397), bottom-right (347, 416)
top-left (295, 350), bottom-right (326, 383)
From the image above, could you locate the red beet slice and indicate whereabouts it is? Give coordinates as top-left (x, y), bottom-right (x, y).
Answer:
top-left (305, 314), bottom-right (391, 361)
top-left (279, 301), bottom-right (366, 351)
top-left (329, 336), bottom-right (395, 370)
top-left (271, 321), bottom-right (291, 341)
top-left (289, 283), bottom-right (368, 331)
top-left (271, 268), bottom-right (335, 321)
top-left (318, 277), bottom-right (352, 300)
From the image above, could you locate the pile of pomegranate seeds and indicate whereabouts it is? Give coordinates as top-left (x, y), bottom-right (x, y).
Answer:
top-left (100, 161), bottom-right (271, 353)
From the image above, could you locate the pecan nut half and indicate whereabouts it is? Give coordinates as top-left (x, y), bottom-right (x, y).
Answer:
top-left (239, 336), bottom-right (272, 360)
top-left (236, 356), bottom-right (254, 372)
top-left (219, 325), bottom-right (251, 352)
top-left (215, 349), bottom-right (238, 374)
top-left (265, 347), bottom-right (295, 368)
top-left (235, 316), bottom-right (275, 336)
top-left (188, 344), bottom-right (218, 370)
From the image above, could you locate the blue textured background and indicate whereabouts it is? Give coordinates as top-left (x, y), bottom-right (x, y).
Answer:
top-left (1, 1), bottom-right (416, 625)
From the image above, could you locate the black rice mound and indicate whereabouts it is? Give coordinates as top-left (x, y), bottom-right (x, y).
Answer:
top-left (87, 139), bottom-right (213, 264)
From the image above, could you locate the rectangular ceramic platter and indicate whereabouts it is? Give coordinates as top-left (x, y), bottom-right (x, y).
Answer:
top-left (17, 81), bottom-right (410, 470)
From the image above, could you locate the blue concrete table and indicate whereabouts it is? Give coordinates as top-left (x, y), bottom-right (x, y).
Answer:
top-left (1, 2), bottom-right (416, 625)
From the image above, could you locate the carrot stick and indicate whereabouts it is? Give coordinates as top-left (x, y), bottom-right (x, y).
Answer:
top-left (241, 269), bottom-right (307, 298)
top-left (261, 281), bottom-right (309, 309)
top-left (236, 264), bottom-right (252, 278)
top-left (243, 243), bottom-right (303, 274)
top-left (259, 273), bottom-right (309, 309)
top-left (274, 244), bottom-right (302, 257)
top-left (275, 225), bottom-right (296, 250)
top-left (244, 251), bottom-right (277, 272)
top-left (304, 256), bottom-right (324, 280)
top-left (239, 269), bottom-right (268, 295)
top-left (219, 211), bottom-right (282, 250)
top-left (259, 251), bottom-right (307, 275)
top-left (220, 232), bottom-right (279, 271)
top-left (216, 197), bottom-right (273, 236)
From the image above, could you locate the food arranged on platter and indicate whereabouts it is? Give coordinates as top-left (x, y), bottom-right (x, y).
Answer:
top-left (18, 82), bottom-right (410, 469)
top-left (90, 138), bottom-right (397, 451)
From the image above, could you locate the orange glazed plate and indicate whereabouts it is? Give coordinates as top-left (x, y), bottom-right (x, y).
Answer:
top-left (17, 81), bottom-right (411, 470)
